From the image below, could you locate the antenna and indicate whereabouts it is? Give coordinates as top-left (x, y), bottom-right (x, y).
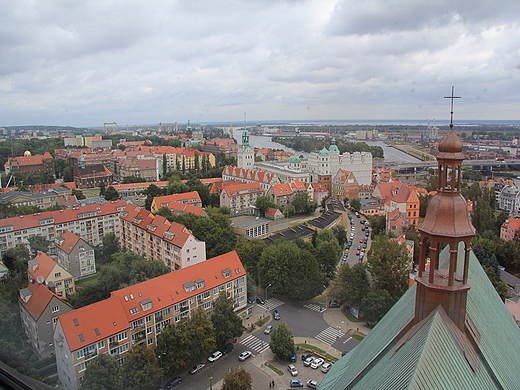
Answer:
top-left (444, 86), bottom-right (461, 129)
top-left (37, 275), bottom-right (45, 284)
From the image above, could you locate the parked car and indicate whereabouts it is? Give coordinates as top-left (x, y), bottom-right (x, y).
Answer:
top-left (273, 309), bottom-right (280, 320)
top-left (287, 364), bottom-right (299, 376)
top-left (165, 377), bottom-right (182, 388)
top-left (221, 343), bottom-right (234, 354)
top-left (321, 362), bottom-right (333, 373)
top-left (329, 300), bottom-right (340, 308)
top-left (290, 379), bottom-right (304, 388)
top-left (307, 380), bottom-right (320, 389)
top-left (303, 356), bottom-right (314, 367)
top-left (238, 351), bottom-right (252, 361)
top-left (190, 363), bottom-right (205, 374)
top-left (311, 357), bottom-right (324, 369)
top-left (208, 351), bottom-right (222, 362)
top-left (302, 352), bottom-right (313, 361)
top-left (290, 353), bottom-right (297, 362)
top-left (256, 297), bottom-right (265, 305)
top-left (264, 325), bottom-right (274, 334)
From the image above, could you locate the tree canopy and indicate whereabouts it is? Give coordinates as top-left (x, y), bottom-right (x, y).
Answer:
top-left (269, 322), bottom-right (295, 361)
top-left (211, 291), bottom-right (244, 347)
top-left (221, 367), bottom-right (253, 390)
top-left (81, 354), bottom-right (124, 390)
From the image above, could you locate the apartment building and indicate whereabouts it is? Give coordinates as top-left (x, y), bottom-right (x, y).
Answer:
top-left (55, 231), bottom-right (96, 280)
top-left (27, 251), bottom-right (75, 297)
top-left (19, 282), bottom-right (73, 358)
top-left (4, 152), bottom-right (55, 177)
top-left (267, 180), bottom-right (307, 207)
top-left (0, 199), bottom-right (127, 253)
top-left (120, 204), bottom-right (206, 271)
top-left (54, 251), bottom-right (247, 390)
top-left (220, 182), bottom-right (264, 216)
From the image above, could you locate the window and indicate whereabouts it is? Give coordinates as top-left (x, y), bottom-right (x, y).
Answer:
top-left (52, 306), bottom-right (59, 313)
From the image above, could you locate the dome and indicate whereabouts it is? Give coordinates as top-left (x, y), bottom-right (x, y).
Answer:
top-left (329, 144), bottom-right (339, 153)
top-left (318, 147), bottom-right (329, 156)
top-left (288, 155), bottom-right (301, 163)
top-left (23, 150), bottom-right (32, 156)
top-left (438, 128), bottom-right (463, 153)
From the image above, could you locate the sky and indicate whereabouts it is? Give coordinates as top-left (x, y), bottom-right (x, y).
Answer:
top-left (1, 0), bottom-right (520, 127)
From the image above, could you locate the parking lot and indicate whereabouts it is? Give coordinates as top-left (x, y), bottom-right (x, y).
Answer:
top-left (271, 351), bottom-right (331, 389)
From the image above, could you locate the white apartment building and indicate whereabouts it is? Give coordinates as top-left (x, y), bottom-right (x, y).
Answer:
top-left (0, 200), bottom-right (128, 253)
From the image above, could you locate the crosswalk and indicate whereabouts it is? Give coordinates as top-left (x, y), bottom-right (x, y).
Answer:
top-left (315, 327), bottom-right (345, 346)
top-left (240, 334), bottom-right (270, 353)
top-left (304, 303), bottom-right (327, 313)
top-left (258, 298), bottom-right (284, 312)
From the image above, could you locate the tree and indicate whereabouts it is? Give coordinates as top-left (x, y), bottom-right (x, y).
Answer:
top-left (122, 175), bottom-right (145, 184)
top-left (258, 240), bottom-right (324, 301)
top-left (362, 289), bottom-right (397, 326)
top-left (96, 233), bottom-right (120, 265)
top-left (162, 154), bottom-right (168, 178)
top-left (331, 262), bottom-right (369, 309)
top-left (331, 225), bottom-right (347, 248)
top-left (221, 367), bottom-right (253, 390)
top-left (269, 322), bottom-right (294, 360)
top-left (255, 195), bottom-right (277, 217)
top-left (27, 235), bottom-right (51, 255)
top-left (314, 230), bottom-right (341, 280)
top-left (367, 215), bottom-right (386, 237)
top-left (367, 235), bottom-right (409, 299)
top-left (122, 345), bottom-right (162, 389)
top-left (72, 188), bottom-right (86, 200)
top-left (482, 266), bottom-right (509, 302)
top-left (350, 198), bottom-right (361, 211)
top-left (402, 225), bottom-right (420, 264)
top-left (2, 244), bottom-right (30, 275)
top-left (235, 238), bottom-right (267, 281)
top-left (81, 354), bottom-right (124, 390)
top-left (211, 291), bottom-right (244, 347)
top-left (291, 192), bottom-right (318, 214)
top-left (104, 186), bottom-right (120, 201)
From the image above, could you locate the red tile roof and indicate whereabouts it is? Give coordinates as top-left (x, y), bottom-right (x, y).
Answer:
top-left (58, 251), bottom-right (244, 351)
top-left (5, 152), bottom-right (53, 167)
top-left (55, 230), bottom-right (81, 254)
top-left (28, 252), bottom-right (60, 281)
top-left (222, 182), bottom-right (263, 197)
top-left (222, 166), bottom-right (277, 184)
top-left (154, 191), bottom-right (202, 206)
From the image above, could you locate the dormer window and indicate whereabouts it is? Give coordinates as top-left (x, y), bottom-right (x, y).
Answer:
top-left (222, 269), bottom-right (231, 278)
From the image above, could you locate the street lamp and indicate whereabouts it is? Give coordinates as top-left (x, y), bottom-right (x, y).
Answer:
top-left (265, 283), bottom-right (272, 302)
top-left (208, 375), bottom-right (213, 390)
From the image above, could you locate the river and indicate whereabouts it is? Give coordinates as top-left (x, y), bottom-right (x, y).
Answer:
top-left (233, 129), bottom-right (421, 164)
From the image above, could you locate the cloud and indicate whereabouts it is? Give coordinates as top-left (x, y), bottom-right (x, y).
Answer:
top-left (0, 0), bottom-right (519, 125)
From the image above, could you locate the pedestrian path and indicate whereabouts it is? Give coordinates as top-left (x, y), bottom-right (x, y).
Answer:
top-left (258, 297), bottom-right (284, 311)
top-left (315, 326), bottom-right (345, 346)
top-left (240, 334), bottom-right (270, 353)
top-left (304, 303), bottom-right (326, 313)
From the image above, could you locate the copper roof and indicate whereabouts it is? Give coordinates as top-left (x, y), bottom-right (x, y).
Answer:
top-left (419, 192), bottom-right (475, 238)
top-left (437, 128), bottom-right (464, 160)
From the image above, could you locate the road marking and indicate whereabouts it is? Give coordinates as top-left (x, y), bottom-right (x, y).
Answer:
top-left (258, 297), bottom-right (284, 311)
top-left (303, 303), bottom-right (326, 313)
top-left (315, 327), bottom-right (345, 346)
top-left (240, 334), bottom-right (270, 353)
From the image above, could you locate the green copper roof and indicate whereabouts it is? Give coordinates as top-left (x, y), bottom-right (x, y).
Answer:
top-left (319, 246), bottom-right (520, 390)
top-left (319, 147), bottom-right (330, 156)
top-left (289, 155), bottom-right (301, 163)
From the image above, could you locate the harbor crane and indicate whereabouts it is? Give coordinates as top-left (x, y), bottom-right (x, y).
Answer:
top-left (103, 122), bottom-right (118, 135)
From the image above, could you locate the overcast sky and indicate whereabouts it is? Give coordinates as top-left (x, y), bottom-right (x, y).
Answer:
top-left (1, 0), bottom-right (519, 127)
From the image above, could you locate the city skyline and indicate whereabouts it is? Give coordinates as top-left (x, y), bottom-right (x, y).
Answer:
top-left (1, 0), bottom-right (520, 127)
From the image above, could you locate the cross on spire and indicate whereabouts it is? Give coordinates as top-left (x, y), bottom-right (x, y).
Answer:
top-left (444, 86), bottom-right (461, 128)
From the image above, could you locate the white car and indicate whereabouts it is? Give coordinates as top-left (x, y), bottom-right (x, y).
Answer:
top-left (238, 351), bottom-right (252, 361)
top-left (303, 356), bottom-right (314, 367)
top-left (287, 364), bottom-right (298, 376)
top-left (310, 357), bottom-right (324, 369)
top-left (321, 362), bottom-right (333, 373)
top-left (208, 351), bottom-right (223, 362)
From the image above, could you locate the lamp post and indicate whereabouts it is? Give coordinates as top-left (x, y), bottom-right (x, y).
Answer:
top-left (208, 375), bottom-right (213, 390)
top-left (265, 283), bottom-right (272, 302)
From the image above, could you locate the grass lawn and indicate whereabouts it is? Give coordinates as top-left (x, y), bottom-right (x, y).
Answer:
top-left (75, 273), bottom-right (100, 287)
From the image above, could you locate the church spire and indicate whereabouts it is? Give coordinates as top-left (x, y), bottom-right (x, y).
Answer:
top-left (414, 87), bottom-right (476, 330)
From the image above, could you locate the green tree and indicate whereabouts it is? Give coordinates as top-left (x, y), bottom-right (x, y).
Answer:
top-left (471, 199), bottom-right (495, 236)
top-left (314, 230), bottom-right (341, 280)
top-left (155, 207), bottom-right (174, 221)
top-left (402, 225), bottom-right (420, 264)
top-left (235, 238), bottom-right (267, 281)
top-left (72, 188), bottom-right (86, 200)
top-left (96, 233), bottom-right (120, 265)
top-left (258, 240), bottom-right (324, 300)
top-left (211, 291), bottom-right (244, 347)
top-left (162, 154), bottom-right (168, 178)
top-left (331, 225), bottom-right (347, 248)
top-left (255, 195), bottom-right (277, 217)
top-left (418, 194), bottom-right (432, 218)
top-left (331, 262), bottom-right (369, 309)
top-left (291, 192), bottom-right (318, 214)
top-left (81, 354), bottom-right (124, 390)
top-left (482, 266), bottom-right (509, 302)
top-left (122, 345), bottom-right (163, 389)
top-left (104, 186), bottom-right (120, 201)
top-left (2, 244), bottom-right (30, 275)
top-left (362, 289), bottom-right (397, 326)
top-left (27, 235), bottom-right (51, 255)
top-left (367, 215), bottom-right (386, 237)
top-left (156, 323), bottom-right (193, 371)
top-left (221, 367), bottom-right (253, 390)
top-left (269, 322), bottom-right (294, 361)
top-left (350, 198), bottom-right (361, 211)
top-left (367, 235), bottom-right (409, 299)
